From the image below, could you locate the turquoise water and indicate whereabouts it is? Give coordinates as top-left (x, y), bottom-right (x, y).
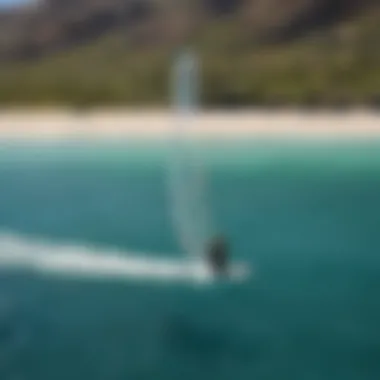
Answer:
top-left (0, 139), bottom-right (379, 380)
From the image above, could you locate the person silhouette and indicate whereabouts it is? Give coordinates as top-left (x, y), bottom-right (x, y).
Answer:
top-left (207, 235), bottom-right (229, 275)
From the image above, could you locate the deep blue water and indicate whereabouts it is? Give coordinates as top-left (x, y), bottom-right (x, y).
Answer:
top-left (0, 139), bottom-right (379, 380)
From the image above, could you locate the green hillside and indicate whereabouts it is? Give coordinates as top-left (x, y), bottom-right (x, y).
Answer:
top-left (0, 0), bottom-right (379, 107)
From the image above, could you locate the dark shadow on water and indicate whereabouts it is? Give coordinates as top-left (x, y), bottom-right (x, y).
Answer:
top-left (163, 314), bottom-right (261, 364)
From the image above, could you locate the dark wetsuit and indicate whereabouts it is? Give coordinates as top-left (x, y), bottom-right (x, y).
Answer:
top-left (207, 236), bottom-right (229, 275)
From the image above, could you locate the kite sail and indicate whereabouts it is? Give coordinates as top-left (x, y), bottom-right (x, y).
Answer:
top-left (168, 49), bottom-right (215, 259)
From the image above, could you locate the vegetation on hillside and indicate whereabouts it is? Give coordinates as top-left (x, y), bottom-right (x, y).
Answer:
top-left (0, 0), bottom-right (379, 107)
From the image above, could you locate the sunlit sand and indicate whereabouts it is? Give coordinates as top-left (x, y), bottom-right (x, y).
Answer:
top-left (0, 109), bottom-right (379, 140)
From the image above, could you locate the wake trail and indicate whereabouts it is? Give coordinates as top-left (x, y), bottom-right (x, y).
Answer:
top-left (0, 232), bottom-right (249, 284)
top-left (0, 232), bottom-right (218, 284)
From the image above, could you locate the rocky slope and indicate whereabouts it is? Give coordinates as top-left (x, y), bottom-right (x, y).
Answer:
top-left (0, 0), bottom-right (377, 61)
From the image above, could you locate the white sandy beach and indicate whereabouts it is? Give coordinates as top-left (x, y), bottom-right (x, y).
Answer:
top-left (0, 109), bottom-right (379, 140)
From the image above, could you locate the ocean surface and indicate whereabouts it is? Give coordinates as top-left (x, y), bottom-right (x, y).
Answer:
top-left (0, 138), bottom-right (379, 380)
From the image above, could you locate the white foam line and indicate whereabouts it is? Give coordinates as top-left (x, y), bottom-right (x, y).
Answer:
top-left (0, 233), bottom-right (249, 284)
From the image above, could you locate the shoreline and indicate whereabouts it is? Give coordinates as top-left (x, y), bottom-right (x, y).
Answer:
top-left (0, 109), bottom-right (379, 140)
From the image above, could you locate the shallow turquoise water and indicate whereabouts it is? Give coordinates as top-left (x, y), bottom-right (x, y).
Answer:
top-left (0, 139), bottom-right (379, 380)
